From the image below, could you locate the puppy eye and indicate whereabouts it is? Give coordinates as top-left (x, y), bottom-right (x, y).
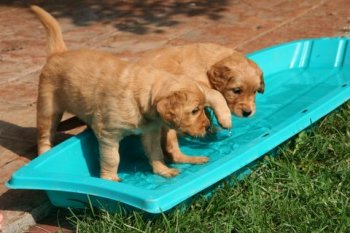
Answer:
top-left (191, 107), bottom-right (200, 115)
top-left (232, 88), bottom-right (242, 94)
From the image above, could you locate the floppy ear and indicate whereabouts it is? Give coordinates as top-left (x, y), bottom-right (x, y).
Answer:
top-left (258, 73), bottom-right (265, 93)
top-left (156, 92), bottom-right (184, 125)
top-left (247, 59), bottom-right (264, 94)
top-left (156, 97), bottom-right (175, 124)
top-left (207, 65), bottom-right (231, 91)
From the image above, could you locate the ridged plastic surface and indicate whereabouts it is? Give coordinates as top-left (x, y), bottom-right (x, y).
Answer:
top-left (6, 38), bottom-right (350, 213)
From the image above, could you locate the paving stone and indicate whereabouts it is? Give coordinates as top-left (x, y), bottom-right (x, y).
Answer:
top-left (235, 0), bottom-right (350, 53)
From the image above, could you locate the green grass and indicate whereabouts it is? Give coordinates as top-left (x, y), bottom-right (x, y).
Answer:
top-left (67, 101), bottom-right (350, 233)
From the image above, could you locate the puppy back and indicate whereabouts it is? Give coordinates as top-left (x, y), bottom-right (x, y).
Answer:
top-left (30, 5), bottom-right (67, 55)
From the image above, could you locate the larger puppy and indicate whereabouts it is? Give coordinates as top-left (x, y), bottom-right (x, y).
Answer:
top-left (31, 6), bottom-right (231, 181)
top-left (136, 43), bottom-right (264, 163)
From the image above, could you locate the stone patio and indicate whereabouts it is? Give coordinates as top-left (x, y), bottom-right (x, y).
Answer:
top-left (1, 0), bottom-right (349, 232)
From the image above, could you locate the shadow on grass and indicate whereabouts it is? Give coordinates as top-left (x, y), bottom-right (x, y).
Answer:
top-left (2, 0), bottom-right (229, 35)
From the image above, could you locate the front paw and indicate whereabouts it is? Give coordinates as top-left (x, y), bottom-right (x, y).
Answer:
top-left (217, 114), bottom-right (232, 129)
top-left (100, 173), bottom-right (122, 182)
top-left (173, 155), bottom-right (209, 164)
top-left (38, 144), bottom-right (52, 155)
top-left (189, 156), bottom-right (209, 164)
top-left (154, 167), bottom-right (179, 178)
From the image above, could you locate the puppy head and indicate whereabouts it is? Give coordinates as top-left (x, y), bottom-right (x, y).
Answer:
top-left (156, 88), bottom-right (209, 137)
top-left (207, 53), bottom-right (264, 117)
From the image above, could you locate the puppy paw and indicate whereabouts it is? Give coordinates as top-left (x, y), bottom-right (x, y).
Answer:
top-left (38, 144), bottom-right (52, 155)
top-left (111, 176), bottom-right (122, 182)
top-left (217, 114), bottom-right (232, 129)
top-left (100, 174), bottom-right (122, 182)
top-left (189, 156), bottom-right (209, 164)
top-left (173, 155), bottom-right (209, 164)
top-left (155, 167), bottom-right (179, 178)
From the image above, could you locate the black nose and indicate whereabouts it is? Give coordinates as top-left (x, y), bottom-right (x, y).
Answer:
top-left (205, 125), bottom-right (211, 131)
top-left (242, 110), bottom-right (252, 117)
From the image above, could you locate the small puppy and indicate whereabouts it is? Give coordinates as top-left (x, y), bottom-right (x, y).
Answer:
top-left (137, 43), bottom-right (265, 116)
top-left (136, 43), bottom-right (264, 163)
top-left (31, 6), bottom-right (231, 181)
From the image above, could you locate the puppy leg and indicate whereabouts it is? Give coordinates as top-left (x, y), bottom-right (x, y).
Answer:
top-left (162, 128), bottom-right (209, 164)
top-left (203, 88), bottom-right (232, 129)
top-left (98, 140), bottom-right (121, 181)
top-left (92, 124), bottom-right (120, 181)
top-left (142, 128), bottom-right (179, 178)
top-left (37, 90), bottom-right (63, 155)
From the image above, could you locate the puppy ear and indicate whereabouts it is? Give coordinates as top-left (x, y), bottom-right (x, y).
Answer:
top-left (247, 59), bottom-right (264, 94)
top-left (207, 65), bottom-right (231, 91)
top-left (258, 73), bottom-right (265, 93)
top-left (156, 97), bottom-right (174, 124)
top-left (156, 92), bottom-right (184, 125)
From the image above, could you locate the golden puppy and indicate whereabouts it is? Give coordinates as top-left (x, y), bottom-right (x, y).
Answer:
top-left (31, 6), bottom-right (231, 181)
top-left (137, 43), bottom-right (265, 116)
top-left (136, 43), bottom-right (264, 164)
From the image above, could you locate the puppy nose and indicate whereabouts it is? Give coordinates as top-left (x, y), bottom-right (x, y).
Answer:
top-left (242, 110), bottom-right (252, 117)
top-left (205, 124), bottom-right (211, 131)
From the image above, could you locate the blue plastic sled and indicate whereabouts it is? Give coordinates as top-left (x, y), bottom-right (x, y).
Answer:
top-left (6, 38), bottom-right (350, 213)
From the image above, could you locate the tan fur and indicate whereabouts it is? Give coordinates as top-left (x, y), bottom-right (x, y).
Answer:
top-left (31, 6), bottom-right (67, 55)
top-left (31, 6), bottom-right (232, 181)
top-left (136, 43), bottom-right (264, 164)
top-left (137, 43), bottom-right (264, 116)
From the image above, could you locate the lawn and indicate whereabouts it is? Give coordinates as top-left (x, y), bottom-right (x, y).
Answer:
top-left (67, 101), bottom-right (349, 233)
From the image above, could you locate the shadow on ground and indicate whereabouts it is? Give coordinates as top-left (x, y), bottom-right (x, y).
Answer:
top-left (0, 189), bottom-right (47, 211)
top-left (0, 120), bottom-right (73, 161)
top-left (0, 189), bottom-right (75, 231)
top-left (2, 0), bottom-right (229, 34)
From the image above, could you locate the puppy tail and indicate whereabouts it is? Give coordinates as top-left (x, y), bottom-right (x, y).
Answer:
top-left (30, 5), bottom-right (67, 55)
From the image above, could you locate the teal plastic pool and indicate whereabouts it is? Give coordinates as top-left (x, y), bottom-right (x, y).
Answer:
top-left (6, 38), bottom-right (350, 213)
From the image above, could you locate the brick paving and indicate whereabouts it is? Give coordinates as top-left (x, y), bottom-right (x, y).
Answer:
top-left (0, 0), bottom-right (349, 232)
